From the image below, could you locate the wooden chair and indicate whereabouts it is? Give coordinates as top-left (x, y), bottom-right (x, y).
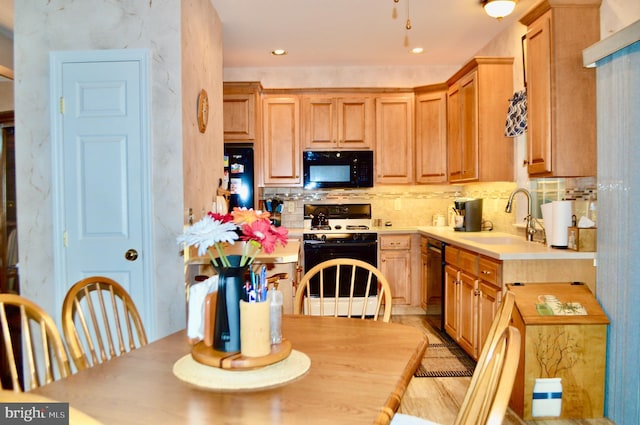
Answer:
top-left (390, 292), bottom-right (519, 425)
top-left (293, 258), bottom-right (393, 322)
top-left (0, 294), bottom-right (71, 391)
top-left (1, 390), bottom-right (103, 424)
top-left (61, 276), bottom-right (147, 371)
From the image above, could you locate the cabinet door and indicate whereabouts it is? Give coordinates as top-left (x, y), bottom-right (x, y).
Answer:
top-left (337, 97), bottom-right (373, 150)
top-left (375, 96), bottom-right (414, 184)
top-left (447, 71), bottom-right (478, 183)
top-left (223, 93), bottom-right (256, 141)
top-left (302, 96), bottom-right (336, 150)
top-left (262, 96), bottom-right (301, 186)
top-left (477, 282), bottom-right (501, 359)
top-left (525, 11), bottom-right (553, 175)
top-left (444, 264), bottom-right (459, 338)
top-left (380, 235), bottom-right (412, 306)
top-left (302, 96), bottom-right (372, 150)
top-left (459, 71), bottom-right (479, 181)
top-left (446, 83), bottom-right (462, 181)
top-left (420, 250), bottom-right (428, 310)
top-left (415, 90), bottom-right (447, 183)
top-left (457, 271), bottom-right (477, 357)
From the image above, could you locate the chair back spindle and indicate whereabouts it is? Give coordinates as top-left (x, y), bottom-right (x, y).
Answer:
top-left (0, 294), bottom-right (71, 391)
top-left (62, 277), bottom-right (147, 371)
top-left (294, 259), bottom-right (393, 322)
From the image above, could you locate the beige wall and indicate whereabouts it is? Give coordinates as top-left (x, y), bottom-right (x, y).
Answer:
top-left (181, 0), bottom-right (225, 223)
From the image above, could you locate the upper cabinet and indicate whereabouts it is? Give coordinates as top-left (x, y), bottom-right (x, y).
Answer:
top-left (262, 95), bottom-right (301, 186)
top-left (520, 0), bottom-right (600, 177)
top-left (414, 84), bottom-right (448, 184)
top-left (223, 82), bottom-right (262, 143)
top-left (375, 94), bottom-right (415, 184)
top-left (446, 57), bottom-right (514, 183)
top-left (301, 94), bottom-right (374, 150)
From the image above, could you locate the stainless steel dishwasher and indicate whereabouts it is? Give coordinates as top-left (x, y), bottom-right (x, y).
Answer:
top-left (426, 237), bottom-right (446, 330)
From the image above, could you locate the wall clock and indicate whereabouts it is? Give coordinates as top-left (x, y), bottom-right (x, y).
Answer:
top-left (197, 89), bottom-right (209, 133)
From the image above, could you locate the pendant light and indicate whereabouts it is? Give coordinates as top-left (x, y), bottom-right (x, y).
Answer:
top-left (483, 0), bottom-right (517, 20)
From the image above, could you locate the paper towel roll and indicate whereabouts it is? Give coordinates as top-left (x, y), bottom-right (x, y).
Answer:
top-left (550, 201), bottom-right (572, 248)
top-left (541, 201), bottom-right (573, 247)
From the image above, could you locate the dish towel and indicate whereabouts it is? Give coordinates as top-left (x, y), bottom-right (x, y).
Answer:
top-left (504, 90), bottom-right (527, 137)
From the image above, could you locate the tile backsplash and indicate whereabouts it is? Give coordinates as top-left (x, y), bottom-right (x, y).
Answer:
top-left (262, 177), bottom-right (597, 235)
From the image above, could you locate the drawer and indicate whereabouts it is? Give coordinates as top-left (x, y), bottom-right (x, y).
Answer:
top-left (478, 256), bottom-right (501, 286)
top-left (445, 245), bottom-right (459, 266)
top-left (458, 249), bottom-right (478, 275)
top-left (380, 234), bottom-right (411, 250)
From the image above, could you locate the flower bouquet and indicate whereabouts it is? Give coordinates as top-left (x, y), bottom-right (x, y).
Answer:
top-left (177, 208), bottom-right (288, 352)
top-left (177, 208), bottom-right (289, 268)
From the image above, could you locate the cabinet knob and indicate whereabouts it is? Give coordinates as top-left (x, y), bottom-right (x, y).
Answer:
top-left (482, 270), bottom-right (491, 275)
top-left (522, 159), bottom-right (530, 166)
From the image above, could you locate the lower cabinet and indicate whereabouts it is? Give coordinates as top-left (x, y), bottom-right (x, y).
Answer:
top-left (444, 244), bottom-right (502, 360)
top-left (379, 234), bottom-right (412, 306)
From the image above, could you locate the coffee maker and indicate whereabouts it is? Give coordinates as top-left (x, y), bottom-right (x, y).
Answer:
top-left (453, 198), bottom-right (483, 232)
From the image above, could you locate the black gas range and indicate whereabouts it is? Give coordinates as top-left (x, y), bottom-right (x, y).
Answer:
top-left (302, 203), bottom-right (377, 298)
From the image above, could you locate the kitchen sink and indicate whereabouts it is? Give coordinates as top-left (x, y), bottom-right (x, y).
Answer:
top-left (458, 235), bottom-right (525, 245)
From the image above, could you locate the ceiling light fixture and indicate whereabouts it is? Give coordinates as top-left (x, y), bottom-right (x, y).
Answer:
top-left (403, 0), bottom-right (412, 47)
top-left (483, 0), bottom-right (517, 20)
top-left (411, 47), bottom-right (424, 54)
top-left (271, 49), bottom-right (287, 56)
top-left (392, 0), bottom-right (399, 19)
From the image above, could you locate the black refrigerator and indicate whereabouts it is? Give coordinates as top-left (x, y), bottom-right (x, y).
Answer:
top-left (224, 144), bottom-right (255, 210)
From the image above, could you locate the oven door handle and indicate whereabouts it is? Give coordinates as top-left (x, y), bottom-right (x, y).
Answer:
top-left (304, 241), bottom-right (377, 249)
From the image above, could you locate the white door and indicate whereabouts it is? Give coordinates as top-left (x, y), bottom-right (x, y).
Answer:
top-left (50, 50), bottom-right (152, 332)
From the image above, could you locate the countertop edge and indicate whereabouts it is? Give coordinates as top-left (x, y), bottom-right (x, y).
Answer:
top-left (290, 226), bottom-right (596, 261)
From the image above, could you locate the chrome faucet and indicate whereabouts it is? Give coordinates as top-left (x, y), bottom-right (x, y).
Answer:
top-left (505, 188), bottom-right (537, 241)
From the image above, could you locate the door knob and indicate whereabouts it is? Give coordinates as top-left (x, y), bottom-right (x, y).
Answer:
top-left (125, 249), bottom-right (139, 261)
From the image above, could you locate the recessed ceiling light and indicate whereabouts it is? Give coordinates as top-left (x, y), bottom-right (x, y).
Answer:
top-left (411, 47), bottom-right (424, 54)
top-left (271, 49), bottom-right (287, 56)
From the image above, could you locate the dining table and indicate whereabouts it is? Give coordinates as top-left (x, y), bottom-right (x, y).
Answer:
top-left (32, 315), bottom-right (428, 425)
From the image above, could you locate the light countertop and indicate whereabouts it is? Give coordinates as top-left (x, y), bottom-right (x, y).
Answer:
top-left (416, 227), bottom-right (596, 261)
top-left (288, 226), bottom-right (595, 261)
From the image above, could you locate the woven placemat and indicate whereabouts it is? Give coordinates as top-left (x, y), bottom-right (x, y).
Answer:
top-left (173, 349), bottom-right (311, 392)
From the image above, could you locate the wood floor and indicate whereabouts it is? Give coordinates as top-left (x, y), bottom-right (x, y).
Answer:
top-left (393, 314), bottom-right (615, 425)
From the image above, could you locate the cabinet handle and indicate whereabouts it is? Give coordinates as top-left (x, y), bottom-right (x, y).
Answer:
top-left (474, 289), bottom-right (480, 296)
top-left (481, 270), bottom-right (491, 275)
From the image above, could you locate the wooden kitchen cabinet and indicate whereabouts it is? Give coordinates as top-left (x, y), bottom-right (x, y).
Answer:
top-left (446, 57), bottom-right (514, 183)
top-left (414, 84), bottom-right (448, 184)
top-left (301, 94), bottom-right (373, 150)
top-left (444, 244), bottom-right (504, 359)
top-left (261, 95), bottom-right (301, 186)
top-left (520, 1), bottom-right (600, 177)
top-left (379, 234), bottom-right (412, 306)
top-left (223, 82), bottom-right (262, 142)
top-left (507, 282), bottom-right (608, 420)
top-left (420, 237), bottom-right (429, 310)
top-left (444, 245), bottom-right (477, 353)
top-left (375, 94), bottom-right (414, 184)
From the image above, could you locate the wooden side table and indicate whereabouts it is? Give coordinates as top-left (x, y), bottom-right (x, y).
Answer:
top-left (507, 282), bottom-right (609, 420)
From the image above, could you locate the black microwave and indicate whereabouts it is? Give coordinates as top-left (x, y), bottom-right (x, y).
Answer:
top-left (303, 151), bottom-right (374, 189)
